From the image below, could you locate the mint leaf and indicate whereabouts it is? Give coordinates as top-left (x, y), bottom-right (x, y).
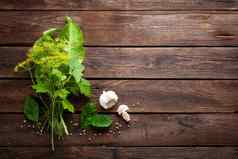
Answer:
top-left (62, 99), bottom-right (75, 112)
top-left (78, 78), bottom-right (91, 97)
top-left (80, 102), bottom-right (97, 128)
top-left (54, 89), bottom-right (70, 99)
top-left (24, 96), bottom-right (39, 122)
top-left (32, 81), bottom-right (49, 93)
top-left (80, 102), bottom-right (112, 128)
top-left (90, 114), bottom-right (112, 128)
top-left (50, 69), bottom-right (67, 82)
top-left (82, 102), bottom-right (97, 115)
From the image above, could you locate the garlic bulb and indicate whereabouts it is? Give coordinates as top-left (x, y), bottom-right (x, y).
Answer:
top-left (117, 104), bottom-right (130, 122)
top-left (99, 90), bottom-right (118, 109)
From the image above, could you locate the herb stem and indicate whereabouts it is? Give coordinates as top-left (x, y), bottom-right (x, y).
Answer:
top-left (28, 69), bottom-right (49, 110)
top-left (28, 68), bottom-right (35, 85)
top-left (39, 95), bottom-right (49, 110)
top-left (40, 111), bottom-right (48, 134)
top-left (60, 115), bottom-right (69, 135)
top-left (51, 96), bottom-right (56, 151)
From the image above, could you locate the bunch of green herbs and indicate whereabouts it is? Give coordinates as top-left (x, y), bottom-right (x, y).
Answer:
top-left (15, 17), bottom-right (112, 151)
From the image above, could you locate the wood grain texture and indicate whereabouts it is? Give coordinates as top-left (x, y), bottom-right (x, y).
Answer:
top-left (1, 114), bottom-right (238, 146)
top-left (1, 147), bottom-right (238, 159)
top-left (1, 12), bottom-right (238, 46)
top-left (0, 0), bottom-right (238, 11)
top-left (1, 80), bottom-right (238, 113)
top-left (2, 47), bottom-right (238, 79)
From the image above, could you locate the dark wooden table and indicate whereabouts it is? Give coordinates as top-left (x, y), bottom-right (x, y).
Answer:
top-left (0, 0), bottom-right (238, 158)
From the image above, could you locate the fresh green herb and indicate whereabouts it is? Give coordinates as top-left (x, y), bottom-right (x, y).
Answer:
top-left (23, 96), bottom-right (39, 122)
top-left (90, 114), bottom-right (113, 128)
top-left (15, 16), bottom-right (112, 151)
top-left (80, 102), bottom-right (112, 129)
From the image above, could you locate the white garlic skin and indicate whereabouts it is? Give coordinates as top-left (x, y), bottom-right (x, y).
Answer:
top-left (117, 104), bottom-right (129, 115)
top-left (117, 104), bottom-right (130, 122)
top-left (99, 90), bottom-right (118, 109)
top-left (122, 112), bottom-right (130, 122)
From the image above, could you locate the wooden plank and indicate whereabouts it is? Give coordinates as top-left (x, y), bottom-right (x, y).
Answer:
top-left (1, 147), bottom-right (238, 159)
top-left (1, 80), bottom-right (238, 113)
top-left (1, 114), bottom-right (238, 146)
top-left (0, 12), bottom-right (238, 46)
top-left (2, 47), bottom-right (238, 79)
top-left (1, 0), bottom-right (238, 11)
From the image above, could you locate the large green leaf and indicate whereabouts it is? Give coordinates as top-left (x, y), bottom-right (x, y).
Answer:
top-left (54, 89), bottom-right (70, 99)
top-left (60, 16), bottom-right (85, 83)
top-left (60, 16), bottom-right (84, 48)
top-left (62, 99), bottom-right (75, 113)
top-left (32, 81), bottom-right (49, 93)
top-left (80, 102), bottom-right (97, 128)
top-left (80, 102), bottom-right (112, 128)
top-left (90, 114), bottom-right (112, 128)
top-left (69, 58), bottom-right (85, 83)
top-left (78, 78), bottom-right (91, 97)
top-left (23, 96), bottom-right (39, 122)
top-left (49, 69), bottom-right (67, 82)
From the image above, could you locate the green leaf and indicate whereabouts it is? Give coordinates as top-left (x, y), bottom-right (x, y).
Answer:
top-left (69, 57), bottom-right (85, 83)
top-left (35, 30), bottom-right (54, 46)
top-left (62, 99), bottom-right (75, 113)
top-left (34, 65), bottom-right (44, 81)
top-left (90, 114), bottom-right (112, 128)
top-left (71, 64), bottom-right (84, 83)
top-left (49, 69), bottom-right (67, 82)
top-left (82, 102), bottom-right (97, 115)
top-left (32, 81), bottom-right (49, 93)
top-left (59, 16), bottom-right (85, 83)
top-left (23, 96), bottom-right (39, 122)
top-left (78, 78), bottom-right (91, 97)
top-left (60, 16), bottom-right (84, 48)
top-left (80, 102), bottom-right (97, 128)
top-left (54, 89), bottom-right (70, 99)
top-left (80, 102), bottom-right (112, 128)
top-left (67, 47), bottom-right (85, 61)
top-left (66, 79), bottom-right (81, 96)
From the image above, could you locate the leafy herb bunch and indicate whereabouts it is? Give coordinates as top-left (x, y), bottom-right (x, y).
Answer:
top-left (15, 17), bottom-right (112, 151)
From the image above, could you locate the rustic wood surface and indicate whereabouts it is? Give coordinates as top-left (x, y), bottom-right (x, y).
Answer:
top-left (2, 147), bottom-right (238, 159)
top-left (0, 12), bottom-right (238, 46)
top-left (1, 114), bottom-right (238, 146)
top-left (1, 147), bottom-right (238, 159)
top-left (0, 0), bottom-right (238, 158)
top-left (1, 47), bottom-right (238, 79)
top-left (0, 80), bottom-right (238, 113)
top-left (0, 0), bottom-right (238, 11)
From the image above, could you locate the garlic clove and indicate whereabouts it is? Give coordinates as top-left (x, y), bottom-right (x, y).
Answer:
top-left (122, 111), bottom-right (130, 122)
top-left (106, 91), bottom-right (118, 101)
top-left (117, 105), bottom-right (131, 122)
top-left (117, 104), bottom-right (129, 115)
top-left (99, 90), bottom-right (118, 109)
